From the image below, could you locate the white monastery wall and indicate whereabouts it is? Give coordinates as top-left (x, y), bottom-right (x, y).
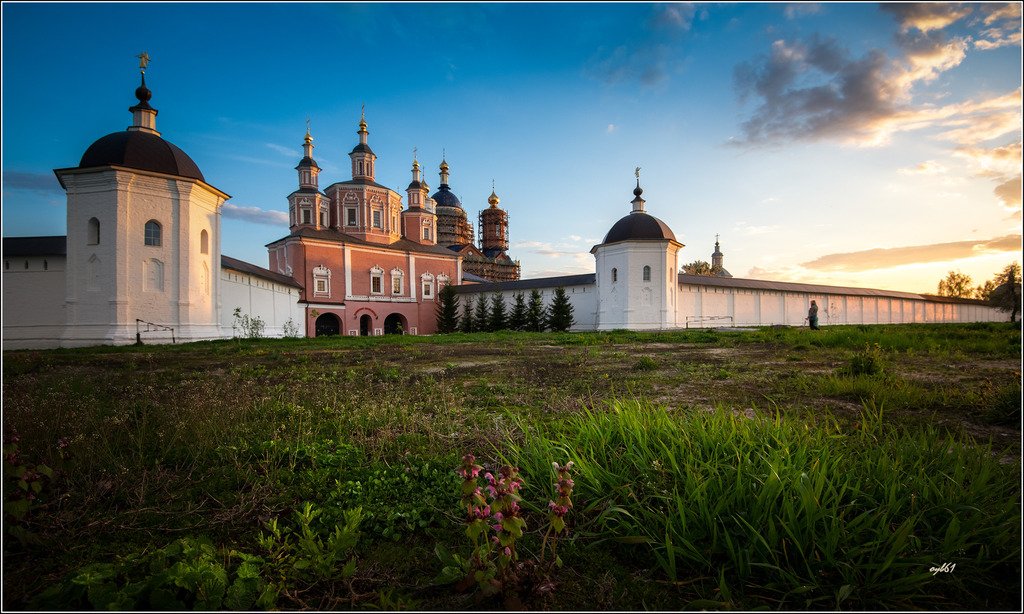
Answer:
top-left (220, 268), bottom-right (305, 338)
top-left (2, 256), bottom-right (67, 349)
top-left (676, 282), bottom-right (1003, 327)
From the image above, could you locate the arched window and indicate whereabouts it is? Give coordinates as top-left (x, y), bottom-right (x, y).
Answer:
top-left (391, 268), bottom-right (404, 295)
top-left (200, 229), bottom-right (209, 255)
top-left (87, 217), bottom-right (100, 245)
top-left (370, 266), bottom-right (384, 295)
top-left (611, 268), bottom-right (618, 283)
top-left (144, 220), bottom-right (162, 246)
top-left (643, 265), bottom-right (651, 282)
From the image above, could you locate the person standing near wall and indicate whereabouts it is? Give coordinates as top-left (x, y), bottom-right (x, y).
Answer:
top-left (808, 300), bottom-right (820, 330)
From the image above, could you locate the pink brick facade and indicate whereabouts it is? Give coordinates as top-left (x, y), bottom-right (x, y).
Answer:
top-left (266, 118), bottom-right (460, 337)
top-left (267, 237), bottom-right (459, 336)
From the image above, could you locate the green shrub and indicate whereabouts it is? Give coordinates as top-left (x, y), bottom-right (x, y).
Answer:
top-left (632, 356), bottom-right (658, 372)
top-left (32, 536), bottom-right (276, 610)
top-left (841, 343), bottom-right (888, 376)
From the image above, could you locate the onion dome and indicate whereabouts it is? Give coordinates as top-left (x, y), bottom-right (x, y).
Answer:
top-left (407, 158), bottom-right (423, 191)
top-left (132, 74), bottom-right (154, 110)
top-left (351, 109), bottom-right (374, 155)
top-left (79, 70), bottom-right (204, 181)
top-left (431, 158), bottom-right (463, 209)
top-left (488, 190), bottom-right (500, 207)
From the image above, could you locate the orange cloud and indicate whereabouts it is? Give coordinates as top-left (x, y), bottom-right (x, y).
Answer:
top-left (974, 3), bottom-right (1023, 50)
top-left (994, 175), bottom-right (1023, 211)
top-left (953, 141), bottom-right (1023, 177)
top-left (801, 235), bottom-right (1022, 272)
top-left (897, 160), bottom-right (948, 175)
top-left (881, 3), bottom-right (973, 33)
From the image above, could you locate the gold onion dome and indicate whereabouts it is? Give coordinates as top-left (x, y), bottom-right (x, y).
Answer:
top-left (488, 190), bottom-right (500, 207)
top-left (439, 160), bottom-right (449, 172)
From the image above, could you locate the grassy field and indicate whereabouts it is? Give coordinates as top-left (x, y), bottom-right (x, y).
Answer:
top-left (2, 323), bottom-right (1021, 610)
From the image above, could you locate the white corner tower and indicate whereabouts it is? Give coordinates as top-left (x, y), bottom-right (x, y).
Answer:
top-left (54, 54), bottom-right (230, 346)
top-left (591, 169), bottom-right (683, 330)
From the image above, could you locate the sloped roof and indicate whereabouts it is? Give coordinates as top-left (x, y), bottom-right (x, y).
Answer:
top-left (678, 273), bottom-right (988, 303)
top-left (266, 226), bottom-right (459, 257)
top-left (2, 235), bottom-right (67, 257)
top-left (452, 273), bottom-right (596, 293)
top-left (221, 255), bottom-right (302, 288)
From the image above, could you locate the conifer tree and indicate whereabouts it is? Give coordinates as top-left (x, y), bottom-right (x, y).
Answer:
top-left (526, 289), bottom-right (546, 332)
top-left (435, 284), bottom-right (460, 333)
top-left (489, 293), bottom-right (507, 331)
top-left (547, 287), bottom-right (575, 332)
top-left (460, 298), bottom-right (475, 333)
top-left (474, 294), bottom-right (490, 332)
top-left (508, 292), bottom-right (528, 331)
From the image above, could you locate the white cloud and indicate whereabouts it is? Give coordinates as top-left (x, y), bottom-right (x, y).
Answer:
top-left (221, 203), bottom-right (289, 226)
top-left (266, 143), bottom-right (297, 157)
top-left (897, 160), bottom-right (948, 175)
top-left (734, 222), bottom-right (780, 236)
top-left (606, 123), bottom-right (618, 133)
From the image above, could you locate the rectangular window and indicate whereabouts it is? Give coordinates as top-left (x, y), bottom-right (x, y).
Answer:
top-left (302, 209), bottom-right (311, 224)
top-left (316, 279), bottom-right (327, 293)
top-left (347, 208), bottom-right (356, 226)
top-left (373, 211), bottom-right (382, 228)
top-left (423, 281), bottom-right (433, 298)
top-left (371, 276), bottom-right (382, 294)
top-left (392, 276), bottom-right (402, 294)
top-left (423, 227), bottom-right (430, 240)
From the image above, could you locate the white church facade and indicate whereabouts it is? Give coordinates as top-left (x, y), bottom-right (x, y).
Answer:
top-left (1, 63), bottom-right (1005, 350)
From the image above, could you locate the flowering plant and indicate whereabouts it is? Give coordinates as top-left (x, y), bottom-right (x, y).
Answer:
top-left (543, 461), bottom-right (574, 564)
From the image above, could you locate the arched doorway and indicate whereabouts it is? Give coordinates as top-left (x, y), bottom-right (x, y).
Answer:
top-left (383, 313), bottom-right (407, 335)
top-left (359, 314), bottom-right (372, 336)
top-left (315, 313), bottom-right (340, 337)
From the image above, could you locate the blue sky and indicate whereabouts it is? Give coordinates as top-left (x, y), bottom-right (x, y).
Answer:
top-left (2, 2), bottom-right (1021, 293)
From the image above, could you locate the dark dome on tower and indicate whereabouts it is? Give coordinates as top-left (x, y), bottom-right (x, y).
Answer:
top-left (431, 184), bottom-right (462, 209)
top-left (602, 212), bottom-right (676, 244)
top-left (78, 130), bottom-right (205, 182)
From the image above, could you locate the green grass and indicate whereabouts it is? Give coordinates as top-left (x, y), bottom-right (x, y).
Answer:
top-left (502, 400), bottom-right (1019, 609)
top-left (2, 323), bottom-right (1020, 610)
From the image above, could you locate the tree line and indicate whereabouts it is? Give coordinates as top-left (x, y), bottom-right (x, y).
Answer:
top-left (435, 286), bottom-right (574, 333)
top-left (936, 262), bottom-right (1021, 321)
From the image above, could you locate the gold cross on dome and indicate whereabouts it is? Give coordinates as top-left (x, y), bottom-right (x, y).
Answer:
top-left (137, 51), bottom-right (150, 72)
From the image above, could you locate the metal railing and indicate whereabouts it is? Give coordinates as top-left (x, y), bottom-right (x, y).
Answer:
top-left (135, 319), bottom-right (175, 345)
top-left (684, 315), bottom-right (734, 329)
